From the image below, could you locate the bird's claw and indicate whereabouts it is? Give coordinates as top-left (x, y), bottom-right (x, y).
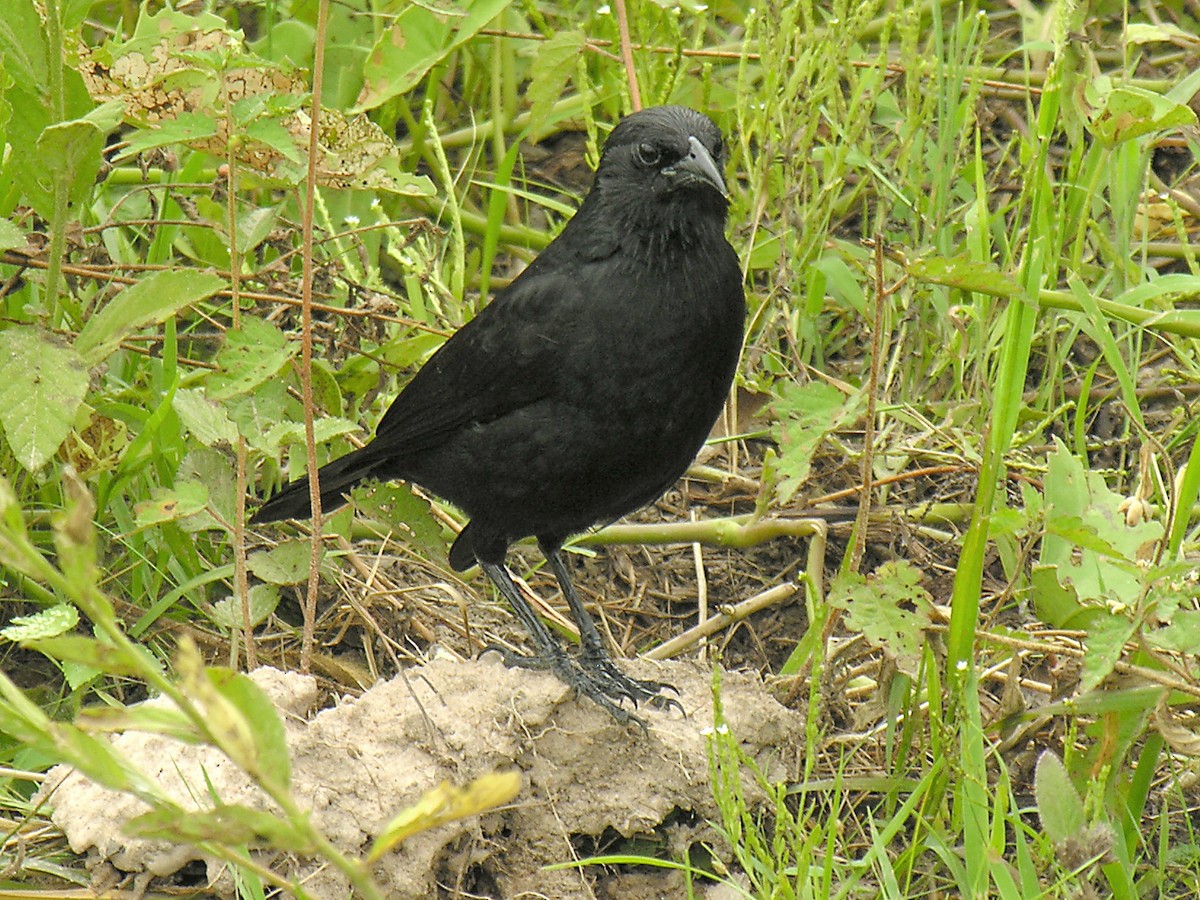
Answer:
top-left (580, 652), bottom-right (685, 715)
top-left (485, 645), bottom-right (680, 728)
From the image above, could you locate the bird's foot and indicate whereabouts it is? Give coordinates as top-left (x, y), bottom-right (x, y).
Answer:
top-left (484, 645), bottom-right (660, 729)
top-left (580, 651), bottom-right (685, 716)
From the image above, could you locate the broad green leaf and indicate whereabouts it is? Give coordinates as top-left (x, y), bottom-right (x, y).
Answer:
top-left (1126, 22), bottom-right (1200, 46)
top-left (1038, 440), bottom-right (1162, 611)
top-left (0, 218), bottom-right (24, 250)
top-left (352, 481), bottom-right (447, 562)
top-left (115, 111), bottom-right (219, 160)
top-left (0, 673), bottom-right (159, 797)
top-left (206, 317), bottom-right (297, 401)
top-left (34, 100), bottom-right (125, 208)
top-left (527, 31), bottom-right (586, 140)
top-left (248, 541), bottom-right (314, 585)
top-left (0, 604), bottom-right (78, 641)
top-left (769, 381), bottom-right (857, 505)
top-left (211, 583), bottom-right (280, 629)
top-left (1038, 685), bottom-right (1164, 718)
top-left (175, 639), bottom-right (258, 773)
top-left (0, 326), bottom-right (88, 471)
top-left (225, 378), bottom-right (288, 451)
top-left (1078, 612), bottom-right (1136, 694)
top-left (1146, 609), bottom-right (1200, 655)
top-left (262, 416), bottom-right (361, 459)
top-left (235, 204), bottom-right (280, 255)
top-left (1086, 79), bottom-right (1197, 145)
top-left (176, 447), bottom-right (237, 533)
top-left (827, 561), bottom-right (935, 676)
top-left (79, 702), bottom-right (200, 742)
top-left (76, 270), bottom-right (225, 366)
top-left (357, 0), bottom-right (515, 110)
top-left (0, 0), bottom-right (48, 85)
top-left (748, 232), bottom-right (783, 273)
top-left (134, 481), bottom-right (210, 529)
top-left (309, 358), bottom-right (343, 417)
top-left (173, 388), bottom-right (238, 447)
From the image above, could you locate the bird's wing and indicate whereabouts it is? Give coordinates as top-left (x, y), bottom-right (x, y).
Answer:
top-left (370, 270), bottom-right (582, 454)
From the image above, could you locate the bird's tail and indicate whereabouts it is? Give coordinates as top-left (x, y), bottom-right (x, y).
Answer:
top-left (249, 446), bottom-right (388, 524)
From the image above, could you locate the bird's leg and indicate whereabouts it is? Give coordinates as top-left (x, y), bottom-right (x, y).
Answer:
top-left (479, 560), bottom-right (646, 728)
top-left (541, 544), bottom-right (683, 714)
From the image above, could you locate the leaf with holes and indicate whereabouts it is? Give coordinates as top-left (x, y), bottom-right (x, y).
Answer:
top-left (828, 560), bottom-right (934, 677)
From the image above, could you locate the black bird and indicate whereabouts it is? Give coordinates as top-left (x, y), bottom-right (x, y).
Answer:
top-left (251, 105), bottom-right (745, 725)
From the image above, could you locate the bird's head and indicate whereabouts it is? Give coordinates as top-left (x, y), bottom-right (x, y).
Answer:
top-left (594, 106), bottom-right (730, 214)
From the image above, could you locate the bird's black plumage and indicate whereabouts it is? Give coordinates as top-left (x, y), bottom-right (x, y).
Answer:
top-left (251, 105), bottom-right (745, 725)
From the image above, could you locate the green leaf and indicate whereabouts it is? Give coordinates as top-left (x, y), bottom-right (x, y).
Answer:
top-left (225, 378), bottom-right (289, 451)
top-left (1086, 79), bottom-right (1197, 145)
top-left (0, 671), bottom-right (158, 797)
top-left (0, 604), bottom-right (78, 641)
top-left (747, 232), bottom-right (784, 273)
top-left (0, 326), bottom-right (88, 471)
top-left (827, 561), bottom-right (935, 676)
top-left (79, 702), bottom-right (200, 742)
top-left (0, 218), bottom-right (25, 251)
top-left (1030, 564), bottom-right (1103, 630)
top-left (24, 634), bottom-right (161, 678)
top-left (206, 667), bottom-right (291, 789)
top-left (527, 31), bottom-right (586, 140)
top-left (34, 100), bottom-right (125, 208)
top-left (1148, 609), bottom-right (1200, 655)
top-left (234, 204), bottom-right (280, 255)
top-left (262, 416), bottom-right (360, 458)
top-left (175, 640), bottom-right (258, 773)
top-left (173, 388), bottom-right (239, 447)
top-left (1078, 612), bottom-right (1136, 694)
top-left (1125, 22), bottom-right (1200, 46)
top-left (357, 0), bottom-right (516, 110)
top-left (206, 317), bottom-right (297, 401)
top-left (907, 254), bottom-right (1021, 297)
top-left (76, 270), bottom-right (225, 367)
top-left (309, 359), bottom-right (343, 416)
top-left (769, 381), bottom-right (856, 505)
top-left (211, 583), bottom-right (280, 630)
top-left (352, 481), bottom-right (447, 562)
top-left (115, 110), bottom-right (220, 160)
top-left (0, 0), bottom-right (49, 85)
top-left (134, 481), bottom-right (210, 529)
top-left (176, 447), bottom-right (237, 533)
top-left (1034, 751), bottom-right (1084, 844)
top-left (243, 116), bottom-right (304, 164)
top-left (126, 803), bottom-right (314, 852)
top-left (248, 541), bottom-right (314, 585)
top-left (1038, 440), bottom-right (1162, 610)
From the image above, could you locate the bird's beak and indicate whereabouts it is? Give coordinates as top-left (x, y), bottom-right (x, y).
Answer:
top-left (665, 135), bottom-right (728, 198)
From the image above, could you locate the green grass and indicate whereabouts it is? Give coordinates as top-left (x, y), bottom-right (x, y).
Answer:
top-left (2, 0), bottom-right (1200, 895)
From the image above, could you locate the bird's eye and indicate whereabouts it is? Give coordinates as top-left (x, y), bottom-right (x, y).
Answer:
top-left (635, 142), bottom-right (663, 167)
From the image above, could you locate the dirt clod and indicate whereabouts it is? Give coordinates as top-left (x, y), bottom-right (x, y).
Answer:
top-left (42, 658), bottom-right (804, 898)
